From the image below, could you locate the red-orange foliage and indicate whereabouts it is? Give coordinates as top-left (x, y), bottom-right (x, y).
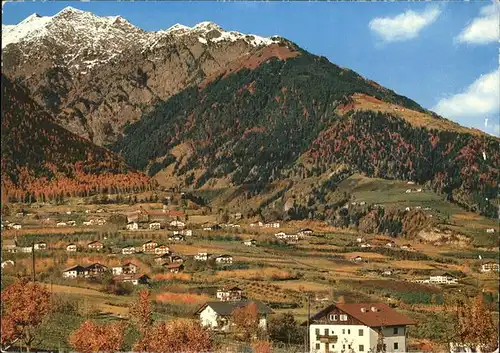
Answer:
top-left (130, 289), bottom-right (153, 334)
top-left (69, 321), bottom-right (125, 353)
top-left (0, 278), bottom-right (52, 351)
top-left (133, 319), bottom-right (212, 353)
top-left (231, 302), bottom-right (260, 342)
top-left (252, 340), bottom-right (272, 353)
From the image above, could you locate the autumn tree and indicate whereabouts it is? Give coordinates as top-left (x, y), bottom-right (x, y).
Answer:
top-left (133, 319), bottom-right (212, 353)
top-left (268, 312), bottom-right (303, 345)
top-left (231, 302), bottom-right (260, 342)
top-left (69, 320), bottom-right (125, 353)
top-left (129, 289), bottom-right (153, 334)
top-left (1, 278), bottom-right (52, 352)
top-left (455, 295), bottom-right (498, 352)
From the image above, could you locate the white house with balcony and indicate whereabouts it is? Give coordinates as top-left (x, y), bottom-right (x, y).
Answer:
top-left (306, 303), bottom-right (415, 353)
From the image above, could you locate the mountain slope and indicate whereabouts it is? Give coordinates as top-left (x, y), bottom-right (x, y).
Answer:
top-left (1, 75), bottom-right (152, 203)
top-left (112, 52), bottom-right (499, 218)
top-left (2, 7), bottom-right (296, 146)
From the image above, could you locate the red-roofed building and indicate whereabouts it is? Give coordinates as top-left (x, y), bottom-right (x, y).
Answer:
top-left (304, 303), bottom-right (415, 353)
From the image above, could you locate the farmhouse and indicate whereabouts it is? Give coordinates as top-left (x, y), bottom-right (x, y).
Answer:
top-left (154, 253), bottom-right (171, 264)
top-left (142, 240), bottom-right (158, 253)
top-left (67, 220), bottom-right (76, 226)
top-left (56, 222), bottom-right (67, 227)
top-left (165, 263), bottom-right (184, 273)
top-left (87, 241), bottom-right (104, 251)
top-left (168, 235), bottom-right (185, 242)
top-left (481, 262), bottom-right (499, 272)
top-left (20, 247), bottom-right (33, 253)
top-left (305, 303), bottom-right (415, 353)
top-left (216, 286), bottom-right (243, 302)
top-left (400, 244), bottom-right (412, 251)
top-left (275, 232), bottom-right (286, 239)
top-left (352, 256), bottom-right (363, 262)
top-left (169, 255), bottom-right (184, 263)
top-left (113, 273), bottom-right (150, 286)
top-left (149, 222), bottom-right (161, 230)
top-left (126, 222), bottom-right (139, 231)
top-left (66, 243), bottom-right (78, 252)
top-left (298, 228), bottom-right (314, 236)
top-left (265, 222), bottom-right (280, 228)
top-left (215, 254), bottom-right (233, 264)
top-left (169, 220), bottom-right (186, 228)
top-left (195, 252), bottom-right (209, 261)
top-left (415, 272), bottom-right (458, 285)
top-left (62, 265), bottom-right (87, 278)
top-left (196, 301), bottom-right (272, 331)
top-left (243, 239), bottom-right (257, 247)
top-left (203, 224), bottom-right (222, 231)
top-left (34, 242), bottom-right (47, 250)
top-left (121, 246), bottom-right (136, 255)
top-left (173, 229), bottom-right (193, 236)
top-left (486, 228), bottom-right (495, 233)
top-left (86, 263), bottom-right (108, 277)
top-left (360, 243), bottom-right (372, 248)
top-left (3, 239), bottom-right (17, 252)
top-left (112, 262), bottom-right (138, 275)
top-left (154, 245), bottom-right (171, 255)
top-left (11, 223), bottom-right (22, 230)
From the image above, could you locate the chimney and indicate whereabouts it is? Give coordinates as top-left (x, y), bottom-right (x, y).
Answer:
top-left (371, 306), bottom-right (378, 312)
top-left (361, 307), bottom-right (367, 313)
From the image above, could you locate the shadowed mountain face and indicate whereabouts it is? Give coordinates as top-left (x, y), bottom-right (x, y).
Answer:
top-left (1, 75), bottom-right (152, 203)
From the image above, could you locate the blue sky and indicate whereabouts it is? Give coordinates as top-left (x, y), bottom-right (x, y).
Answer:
top-left (3, 1), bottom-right (499, 135)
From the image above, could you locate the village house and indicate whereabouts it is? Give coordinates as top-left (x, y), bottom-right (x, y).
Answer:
top-left (66, 243), bottom-right (78, 252)
top-left (168, 235), bottom-right (185, 242)
top-left (203, 224), bottom-right (222, 231)
top-left (297, 228), bottom-right (314, 237)
top-left (3, 239), bottom-right (17, 252)
top-left (169, 255), bottom-right (184, 263)
top-left (305, 303), bottom-right (415, 353)
top-left (83, 221), bottom-right (93, 226)
top-left (480, 262), bottom-right (499, 273)
top-left (195, 252), bottom-right (209, 261)
top-left (414, 272), bottom-right (458, 285)
top-left (400, 244), bottom-right (412, 251)
top-left (85, 263), bottom-right (108, 277)
top-left (215, 254), bottom-right (233, 264)
top-left (360, 243), bottom-right (372, 248)
top-left (154, 245), bottom-right (170, 255)
top-left (87, 241), bottom-right (104, 251)
top-left (67, 220), bottom-right (76, 226)
top-left (34, 242), bottom-right (47, 250)
top-left (284, 234), bottom-right (299, 244)
top-left (20, 247), bottom-right (33, 253)
top-left (486, 228), bottom-right (495, 233)
top-left (113, 273), bottom-right (150, 286)
top-left (195, 300), bottom-right (272, 332)
top-left (275, 232), bottom-right (286, 239)
top-left (121, 246), bottom-right (136, 255)
top-left (386, 241), bottom-right (396, 248)
top-left (56, 222), bottom-right (67, 227)
top-left (149, 222), bottom-right (161, 230)
top-left (154, 253), bottom-right (171, 264)
top-left (243, 239), bottom-right (257, 247)
top-left (63, 265), bottom-right (87, 278)
top-left (216, 286), bottom-right (243, 302)
top-left (352, 256), bottom-right (363, 262)
top-left (142, 240), bottom-right (158, 253)
top-left (165, 263), bottom-right (184, 273)
top-left (173, 229), bottom-right (193, 236)
top-left (112, 262), bottom-right (138, 275)
top-left (264, 222), bottom-right (280, 228)
top-left (356, 237), bottom-right (364, 243)
top-left (169, 220), bottom-right (186, 228)
top-left (11, 223), bottom-right (22, 230)
top-left (126, 222), bottom-right (139, 231)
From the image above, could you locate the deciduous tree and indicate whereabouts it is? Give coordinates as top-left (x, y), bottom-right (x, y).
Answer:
top-left (69, 320), bottom-right (125, 353)
top-left (231, 302), bottom-right (260, 342)
top-left (129, 289), bottom-right (153, 334)
top-left (0, 278), bottom-right (52, 352)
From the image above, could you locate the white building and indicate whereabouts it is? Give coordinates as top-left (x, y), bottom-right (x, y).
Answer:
top-left (486, 228), bottom-right (495, 233)
top-left (121, 246), bottom-right (136, 255)
top-left (481, 262), bottom-right (499, 273)
top-left (149, 222), bottom-right (161, 230)
top-left (169, 220), bottom-right (186, 228)
top-left (62, 265), bottom-right (86, 278)
top-left (428, 273), bottom-right (458, 285)
top-left (126, 222), bottom-right (138, 231)
top-left (265, 222), bottom-right (280, 228)
top-left (11, 224), bottom-right (22, 230)
top-left (243, 239), bottom-right (257, 247)
top-left (195, 252), bottom-right (209, 261)
top-left (215, 254), bottom-right (233, 264)
top-left (195, 301), bottom-right (272, 331)
top-left (66, 244), bottom-right (78, 252)
top-left (56, 222), bottom-right (67, 227)
top-left (307, 303), bottom-right (415, 353)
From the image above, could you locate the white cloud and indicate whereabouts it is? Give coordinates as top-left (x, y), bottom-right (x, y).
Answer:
top-left (433, 69), bottom-right (499, 132)
top-left (456, 3), bottom-right (500, 45)
top-left (369, 6), bottom-right (441, 42)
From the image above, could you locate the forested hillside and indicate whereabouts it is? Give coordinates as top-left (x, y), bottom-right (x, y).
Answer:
top-left (1, 75), bottom-right (153, 204)
top-left (112, 52), bottom-right (498, 219)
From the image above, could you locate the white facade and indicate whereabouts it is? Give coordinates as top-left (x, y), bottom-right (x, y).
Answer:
top-left (195, 252), bottom-right (208, 261)
top-left (122, 247), bottom-right (136, 255)
top-left (126, 222), bottom-right (139, 230)
top-left (429, 275), bottom-right (458, 285)
top-left (309, 324), bottom-right (407, 353)
top-left (481, 263), bottom-right (499, 272)
top-left (112, 267), bottom-right (123, 275)
top-left (11, 224), bottom-right (22, 230)
top-left (170, 220), bottom-right (186, 228)
top-left (215, 255), bottom-right (233, 264)
top-left (199, 306), bottom-right (267, 331)
top-left (66, 244), bottom-right (77, 252)
top-left (149, 222), bottom-right (161, 230)
top-left (56, 222), bottom-right (67, 227)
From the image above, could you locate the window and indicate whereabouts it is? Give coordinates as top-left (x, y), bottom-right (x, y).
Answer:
top-left (340, 314), bottom-right (348, 321)
top-left (343, 345), bottom-right (346, 349)
top-left (359, 329), bottom-right (364, 336)
top-left (315, 328), bottom-right (320, 336)
top-left (394, 342), bottom-right (399, 351)
top-left (359, 345), bottom-right (365, 352)
top-left (342, 329), bottom-right (345, 334)
top-left (348, 329), bottom-right (351, 334)
top-left (393, 327), bottom-right (399, 335)
top-left (331, 344), bottom-right (335, 350)
top-left (324, 329), bottom-right (329, 336)
top-left (315, 343), bottom-right (320, 350)
top-left (329, 314), bottom-right (338, 321)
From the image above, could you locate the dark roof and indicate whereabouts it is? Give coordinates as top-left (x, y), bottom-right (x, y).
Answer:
top-left (88, 241), bottom-right (103, 245)
top-left (113, 273), bottom-right (149, 281)
top-left (194, 300), bottom-right (273, 316)
top-left (305, 303), bottom-right (415, 327)
top-left (218, 286), bottom-right (242, 292)
top-left (63, 265), bottom-right (86, 272)
top-left (86, 263), bottom-right (108, 270)
top-left (299, 228), bottom-right (313, 232)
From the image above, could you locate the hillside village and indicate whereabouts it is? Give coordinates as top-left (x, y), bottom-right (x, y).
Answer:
top-left (1, 187), bottom-right (498, 352)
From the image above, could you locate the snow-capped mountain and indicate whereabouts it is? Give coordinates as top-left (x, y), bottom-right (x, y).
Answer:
top-left (2, 7), bottom-right (297, 146)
